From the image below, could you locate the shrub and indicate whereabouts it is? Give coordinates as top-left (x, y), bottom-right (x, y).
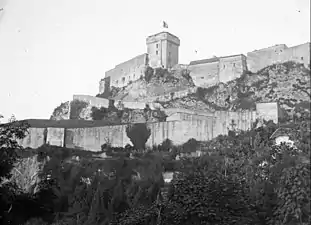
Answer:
top-left (181, 138), bottom-right (199, 153)
top-left (158, 138), bottom-right (173, 152)
top-left (126, 123), bottom-right (151, 150)
top-left (69, 100), bottom-right (88, 119)
top-left (90, 106), bottom-right (108, 120)
top-left (144, 66), bottom-right (154, 82)
top-left (0, 118), bottom-right (30, 179)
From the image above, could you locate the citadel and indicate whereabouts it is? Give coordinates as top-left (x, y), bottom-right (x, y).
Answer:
top-left (99, 30), bottom-right (310, 95)
top-left (12, 30), bottom-right (311, 151)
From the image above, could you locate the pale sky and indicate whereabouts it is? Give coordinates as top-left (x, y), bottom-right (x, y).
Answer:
top-left (0, 0), bottom-right (310, 122)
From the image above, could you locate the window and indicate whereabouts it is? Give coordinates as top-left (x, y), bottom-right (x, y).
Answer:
top-left (233, 63), bottom-right (236, 67)
top-left (122, 77), bottom-right (125, 83)
top-left (116, 80), bottom-right (118, 85)
top-left (156, 50), bottom-right (158, 55)
top-left (156, 44), bottom-right (159, 48)
top-left (301, 57), bottom-right (304, 60)
top-left (223, 65), bottom-right (226, 69)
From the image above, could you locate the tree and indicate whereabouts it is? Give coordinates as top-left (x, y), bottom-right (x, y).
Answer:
top-left (126, 123), bottom-right (151, 150)
top-left (0, 115), bottom-right (29, 179)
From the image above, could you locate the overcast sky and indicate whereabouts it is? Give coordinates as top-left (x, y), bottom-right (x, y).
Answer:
top-left (0, 0), bottom-right (310, 122)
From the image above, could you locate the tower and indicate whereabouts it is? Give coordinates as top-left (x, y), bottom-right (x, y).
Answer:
top-left (146, 31), bottom-right (180, 69)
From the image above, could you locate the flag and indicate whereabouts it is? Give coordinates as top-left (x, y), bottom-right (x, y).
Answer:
top-left (163, 21), bottom-right (168, 28)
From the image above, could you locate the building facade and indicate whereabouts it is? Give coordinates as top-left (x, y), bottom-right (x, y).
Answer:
top-left (247, 42), bottom-right (310, 72)
top-left (146, 31), bottom-right (180, 69)
top-left (188, 54), bottom-right (247, 88)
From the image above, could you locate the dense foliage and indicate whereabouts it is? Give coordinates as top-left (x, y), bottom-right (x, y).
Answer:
top-left (1, 114), bottom-right (310, 225)
top-left (69, 100), bottom-right (88, 120)
top-left (126, 123), bottom-right (151, 150)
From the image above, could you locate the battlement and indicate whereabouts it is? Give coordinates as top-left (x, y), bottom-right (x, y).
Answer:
top-left (146, 31), bottom-right (180, 46)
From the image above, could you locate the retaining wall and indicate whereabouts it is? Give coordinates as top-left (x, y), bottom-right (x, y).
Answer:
top-left (18, 128), bottom-right (45, 149)
top-left (73, 95), bottom-right (109, 108)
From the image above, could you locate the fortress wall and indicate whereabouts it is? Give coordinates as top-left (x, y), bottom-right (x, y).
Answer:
top-left (188, 62), bottom-right (220, 87)
top-left (278, 42), bottom-right (310, 67)
top-left (213, 110), bottom-right (257, 136)
top-left (46, 128), bottom-right (65, 147)
top-left (73, 95), bottom-right (109, 108)
top-left (219, 55), bottom-right (246, 83)
top-left (18, 128), bottom-right (45, 149)
top-left (64, 111), bottom-right (258, 151)
top-left (65, 119), bottom-right (213, 151)
top-left (245, 43), bottom-right (310, 73)
top-left (247, 44), bottom-right (288, 72)
top-left (18, 103), bottom-right (280, 151)
top-left (105, 54), bottom-right (148, 88)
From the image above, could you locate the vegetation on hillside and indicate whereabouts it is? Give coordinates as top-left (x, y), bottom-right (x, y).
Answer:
top-left (90, 103), bottom-right (167, 123)
top-left (50, 102), bottom-right (69, 120)
top-left (161, 61), bottom-right (310, 113)
top-left (1, 109), bottom-right (310, 224)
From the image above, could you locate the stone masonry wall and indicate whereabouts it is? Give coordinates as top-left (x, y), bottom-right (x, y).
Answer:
top-left (188, 61), bottom-right (220, 87)
top-left (17, 128), bottom-right (45, 149)
top-left (18, 103), bottom-right (280, 150)
top-left (46, 127), bottom-right (65, 147)
top-left (105, 54), bottom-right (148, 88)
top-left (247, 43), bottom-right (310, 72)
top-left (73, 95), bottom-right (109, 108)
top-left (219, 55), bottom-right (247, 83)
top-left (65, 119), bottom-right (216, 151)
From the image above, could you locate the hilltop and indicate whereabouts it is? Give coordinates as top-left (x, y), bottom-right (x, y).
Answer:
top-left (51, 61), bottom-right (310, 122)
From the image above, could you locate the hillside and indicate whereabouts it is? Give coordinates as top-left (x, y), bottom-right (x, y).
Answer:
top-left (160, 62), bottom-right (310, 114)
top-left (50, 100), bottom-right (168, 124)
top-left (51, 61), bottom-right (310, 123)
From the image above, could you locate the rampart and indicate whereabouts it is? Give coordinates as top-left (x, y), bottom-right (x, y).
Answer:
top-left (16, 102), bottom-right (282, 151)
top-left (73, 95), bottom-right (109, 108)
top-left (104, 53), bottom-right (148, 89)
top-left (247, 42), bottom-right (310, 72)
top-left (188, 54), bottom-right (247, 88)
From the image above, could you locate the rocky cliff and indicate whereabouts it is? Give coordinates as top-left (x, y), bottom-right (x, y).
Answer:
top-left (160, 62), bottom-right (310, 115)
top-left (50, 100), bottom-right (167, 124)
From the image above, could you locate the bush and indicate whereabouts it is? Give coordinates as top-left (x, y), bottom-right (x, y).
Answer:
top-left (126, 123), bottom-right (151, 150)
top-left (91, 106), bottom-right (108, 120)
top-left (158, 139), bottom-right (173, 152)
top-left (181, 138), bottom-right (199, 153)
top-left (69, 100), bottom-right (88, 119)
top-left (144, 66), bottom-right (154, 82)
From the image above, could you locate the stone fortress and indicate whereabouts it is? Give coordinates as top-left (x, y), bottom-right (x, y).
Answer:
top-left (16, 30), bottom-right (310, 151)
top-left (99, 30), bottom-right (310, 94)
